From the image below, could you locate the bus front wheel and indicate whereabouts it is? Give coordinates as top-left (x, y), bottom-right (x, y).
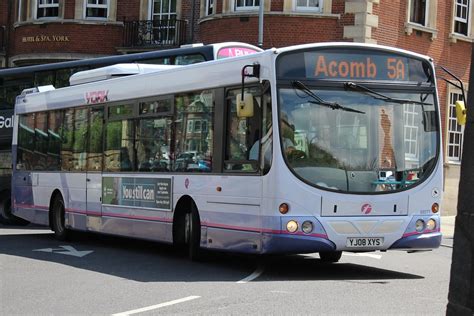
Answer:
top-left (52, 196), bottom-right (69, 241)
top-left (319, 251), bottom-right (342, 263)
top-left (184, 204), bottom-right (202, 261)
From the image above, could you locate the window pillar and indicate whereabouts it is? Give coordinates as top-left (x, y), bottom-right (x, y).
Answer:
top-left (344, 0), bottom-right (379, 44)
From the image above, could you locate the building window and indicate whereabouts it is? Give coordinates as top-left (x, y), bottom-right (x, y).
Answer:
top-left (409, 0), bottom-right (427, 25)
top-left (447, 92), bottom-right (465, 162)
top-left (235, 0), bottom-right (260, 10)
top-left (37, 0), bottom-right (59, 19)
top-left (18, 0), bottom-right (24, 21)
top-left (150, 0), bottom-right (177, 44)
top-left (206, 0), bottom-right (214, 15)
top-left (187, 120), bottom-right (194, 133)
top-left (404, 104), bottom-right (419, 168)
top-left (295, 0), bottom-right (322, 12)
top-left (85, 0), bottom-right (108, 19)
top-left (454, 0), bottom-right (470, 36)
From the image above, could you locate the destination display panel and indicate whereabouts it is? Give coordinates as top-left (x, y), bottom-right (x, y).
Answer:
top-left (277, 48), bottom-right (432, 83)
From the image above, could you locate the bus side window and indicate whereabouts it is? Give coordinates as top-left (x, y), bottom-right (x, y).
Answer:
top-left (72, 108), bottom-right (88, 171)
top-left (33, 112), bottom-right (48, 171)
top-left (135, 117), bottom-right (172, 173)
top-left (47, 110), bottom-right (63, 171)
top-left (224, 88), bottom-right (261, 172)
top-left (173, 90), bottom-right (214, 173)
top-left (261, 89), bottom-right (273, 174)
top-left (105, 119), bottom-right (135, 172)
top-left (87, 108), bottom-right (104, 171)
top-left (58, 108), bottom-right (89, 172)
top-left (17, 114), bottom-right (35, 170)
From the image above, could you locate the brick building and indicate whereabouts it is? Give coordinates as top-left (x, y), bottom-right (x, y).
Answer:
top-left (0, 0), bottom-right (471, 214)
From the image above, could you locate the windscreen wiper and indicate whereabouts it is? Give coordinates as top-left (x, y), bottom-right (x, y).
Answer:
top-left (292, 81), bottom-right (365, 114)
top-left (344, 82), bottom-right (432, 106)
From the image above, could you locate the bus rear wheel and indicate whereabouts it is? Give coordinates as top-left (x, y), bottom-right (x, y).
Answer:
top-left (52, 196), bottom-right (69, 241)
top-left (0, 192), bottom-right (29, 226)
top-left (184, 204), bottom-right (202, 261)
top-left (319, 251), bottom-right (342, 263)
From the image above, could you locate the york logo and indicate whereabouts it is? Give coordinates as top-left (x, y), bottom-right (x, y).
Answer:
top-left (85, 90), bottom-right (109, 104)
top-left (361, 203), bottom-right (372, 215)
top-left (0, 116), bottom-right (14, 129)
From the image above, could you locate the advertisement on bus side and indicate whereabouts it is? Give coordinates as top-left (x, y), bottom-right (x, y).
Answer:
top-left (102, 177), bottom-right (172, 211)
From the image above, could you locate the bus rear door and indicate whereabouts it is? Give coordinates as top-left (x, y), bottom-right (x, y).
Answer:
top-left (86, 108), bottom-right (104, 221)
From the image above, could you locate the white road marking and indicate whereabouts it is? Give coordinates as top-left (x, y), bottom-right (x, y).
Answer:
top-left (237, 265), bottom-right (264, 283)
top-left (343, 253), bottom-right (382, 260)
top-left (112, 296), bottom-right (201, 316)
top-left (33, 245), bottom-right (93, 257)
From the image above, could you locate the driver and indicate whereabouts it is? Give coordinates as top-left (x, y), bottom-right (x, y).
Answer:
top-left (281, 114), bottom-right (305, 160)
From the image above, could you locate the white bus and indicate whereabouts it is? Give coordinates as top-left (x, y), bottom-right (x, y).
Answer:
top-left (0, 41), bottom-right (261, 225)
top-left (12, 43), bottom-right (442, 262)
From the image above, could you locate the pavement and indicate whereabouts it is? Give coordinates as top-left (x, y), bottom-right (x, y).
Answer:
top-left (441, 215), bottom-right (455, 238)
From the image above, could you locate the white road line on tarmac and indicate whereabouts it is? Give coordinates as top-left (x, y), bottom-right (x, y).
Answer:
top-left (112, 296), bottom-right (201, 316)
top-left (237, 265), bottom-right (264, 283)
top-left (343, 253), bottom-right (382, 260)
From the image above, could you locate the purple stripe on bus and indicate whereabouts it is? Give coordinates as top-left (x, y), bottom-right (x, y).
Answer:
top-left (202, 221), bottom-right (328, 239)
top-left (15, 202), bottom-right (328, 239)
top-left (15, 203), bottom-right (49, 210)
top-left (402, 228), bottom-right (441, 238)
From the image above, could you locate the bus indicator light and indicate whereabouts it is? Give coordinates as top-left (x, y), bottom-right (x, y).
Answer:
top-left (431, 203), bottom-right (439, 213)
top-left (279, 203), bottom-right (289, 214)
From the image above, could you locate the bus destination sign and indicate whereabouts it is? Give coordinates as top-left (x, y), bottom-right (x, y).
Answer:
top-left (102, 176), bottom-right (172, 211)
top-left (305, 52), bottom-right (410, 81)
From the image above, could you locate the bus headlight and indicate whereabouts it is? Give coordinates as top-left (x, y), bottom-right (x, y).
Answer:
top-left (415, 219), bottom-right (425, 232)
top-left (302, 221), bottom-right (313, 234)
top-left (286, 220), bottom-right (298, 233)
top-left (426, 219), bottom-right (437, 230)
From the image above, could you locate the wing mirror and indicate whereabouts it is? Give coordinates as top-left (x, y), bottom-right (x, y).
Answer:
top-left (455, 100), bottom-right (466, 126)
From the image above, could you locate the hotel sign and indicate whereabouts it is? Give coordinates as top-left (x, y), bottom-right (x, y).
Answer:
top-left (22, 35), bottom-right (70, 43)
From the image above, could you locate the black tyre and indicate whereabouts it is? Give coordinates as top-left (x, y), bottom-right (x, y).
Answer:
top-left (185, 203), bottom-right (202, 261)
top-left (319, 251), bottom-right (342, 263)
top-left (51, 196), bottom-right (69, 241)
top-left (0, 192), bottom-right (29, 226)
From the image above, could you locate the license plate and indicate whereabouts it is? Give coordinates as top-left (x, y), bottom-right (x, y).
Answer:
top-left (346, 237), bottom-right (384, 248)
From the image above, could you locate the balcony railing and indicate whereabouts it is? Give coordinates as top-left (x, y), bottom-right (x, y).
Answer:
top-left (123, 19), bottom-right (187, 48)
